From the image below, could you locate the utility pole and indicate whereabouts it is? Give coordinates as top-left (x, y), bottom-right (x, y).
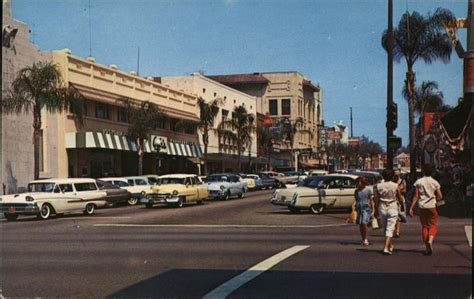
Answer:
top-left (386, 0), bottom-right (394, 169)
top-left (350, 107), bottom-right (353, 137)
top-left (467, 0), bottom-right (474, 166)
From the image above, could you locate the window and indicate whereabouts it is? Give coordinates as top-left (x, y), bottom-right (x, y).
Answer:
top-left (39, 129), bottom-right (44, 172)
top-left (127, 179), bottom-right (135, 186)
top-left (221, 109), bottom-right (228, 123)
top-left (170, 118), bottom-right (179, 131)
top-left (74, 183), bottom-right (98, 191)
top-left (282, 99), bottom-right (291, 115)
top-left (95, 102), bottom-right (110, 120)
top-left (189, 177), bottom-right (196, 185)
top-left (59, 184), bottom-right (73, 193)
top-left (113, 180), bottom-right (130, 187)
top-left (269, 99), bottom-right (278, 115)
top-left (118, 107), bottom-right (129, 123)
top-left (134, 179), bottom-right (148, 185)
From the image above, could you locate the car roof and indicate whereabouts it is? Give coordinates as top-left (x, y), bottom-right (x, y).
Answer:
top-left (99, 177), bottom-right (127, 181)
top-left (352, 171), bottom-right (382, 176)
top-left (324, 174), bottom-right (359, 179)
top-left (158, 174), bottom-right (197, 178)
top-left (122, 176), bottom-right (149, 179)
top-left (29, 178), bottom-right (97, 184)
top-left (207, 173), bottom-right (237, 177)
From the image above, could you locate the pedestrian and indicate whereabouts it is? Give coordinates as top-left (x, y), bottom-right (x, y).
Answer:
top-left (409, 164), bottom-right (443, 256)
top-left (354, 176), bottom-right (375, 246)
top-left (374, 169), bottom-right (405, 255)
top-left (393, 169), bottom-right (407, 238)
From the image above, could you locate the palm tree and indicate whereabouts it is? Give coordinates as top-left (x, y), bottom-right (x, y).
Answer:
top-left (197, 97), bottom-right (222, 175)
top-left (218, 105), bottom-right (256, 172)
top-left (1, 61), bottom-right (85, 179)
top-left (118, 98), bottom-right (164, 175)
top-left (276, 117), bottom-right (313, 171)
top-left (382, 8), bottom-right (455, 181)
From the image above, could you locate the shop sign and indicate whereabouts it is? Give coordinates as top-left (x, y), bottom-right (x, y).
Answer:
top-left (299, 148), bottom-right (312, 156)
top-left (151, 135), bottom-right (168, 154)
top-left (102, 129), bottom-right (127, 136)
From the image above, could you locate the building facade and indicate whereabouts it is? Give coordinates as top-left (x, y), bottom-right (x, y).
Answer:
top-left (2, 0), bottom-right (52, 193)
top-left (46, 50), bottom-right (202, 178)
top-left (208, 72), bottom-right (323, 169)
top-left (159, 73), bottom-right (258, 173)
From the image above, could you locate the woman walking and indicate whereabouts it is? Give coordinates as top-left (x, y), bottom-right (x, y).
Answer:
top-left (374, 169), bottom-right (405, 255)
top-left (409, 164), bottom-right (443, 255)
top-left (355, 177), bottom-right (375, 246)
top-left (393, 169), bottom-right (407, 238)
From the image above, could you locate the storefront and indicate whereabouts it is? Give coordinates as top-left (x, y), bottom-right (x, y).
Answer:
top-left (65, 132), bottom-right (202, 178)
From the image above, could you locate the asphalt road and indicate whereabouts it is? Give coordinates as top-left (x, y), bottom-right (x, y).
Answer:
top-left (1, 189), bottom-right (472, 298)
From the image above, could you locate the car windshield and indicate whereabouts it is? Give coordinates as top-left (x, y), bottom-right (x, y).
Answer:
top-left (205, 175), bottom-right (228, 182)
top-left (27, 183), bottom-right (56, 192)
top-left (158, 177), bottom-right (186, 185)
top-left (300, 177), bottom-right (326, 188)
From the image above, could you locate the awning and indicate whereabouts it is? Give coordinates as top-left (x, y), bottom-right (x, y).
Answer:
top-left (439, 98), bottom-right (472, 151)
top-left (66, 132), bottom-right (202, 158)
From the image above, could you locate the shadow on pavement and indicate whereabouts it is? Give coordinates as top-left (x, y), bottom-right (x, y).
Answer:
top-left (107, 269), bottom-right (472, 299)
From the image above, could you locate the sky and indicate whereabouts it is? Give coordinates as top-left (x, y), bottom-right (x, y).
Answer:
top-left (11, 0), bottom-right (468, 149)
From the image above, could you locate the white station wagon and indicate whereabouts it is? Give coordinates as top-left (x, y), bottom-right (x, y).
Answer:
top-left (0, 178), bottom-right (107, 221)
top-left (271, 174), bottom-right (359, 214)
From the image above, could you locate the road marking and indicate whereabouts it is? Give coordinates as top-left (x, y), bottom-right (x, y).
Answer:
top-left (465, 226), bottom-right (472, 247)
top-left (56, 216), bottom-right (132, 221)
top-left (203, 245), bottom-right (309, 299)
top-left (93, 223), bottom-right (350, 229)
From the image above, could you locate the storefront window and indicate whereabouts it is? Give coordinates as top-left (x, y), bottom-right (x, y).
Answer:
top-left (269, 99), bottom-right (278, 115)
top-left (118, 107), bottom-right (129, 123)
top-left (282, 99), bottom-right (291, 115)
top-left (95, 102), bottom-right (110, 120)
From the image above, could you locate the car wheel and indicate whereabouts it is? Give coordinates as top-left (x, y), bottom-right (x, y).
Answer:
top-left (128, 197), bottom-right (139, 206)
top-left (145, 202), bottom-right (153, 209)
top-left (83, 203), bottom-right (95, 215)
top-left (288, 206), bottom-right (300, 213)
top-left (277, 182), bottom-right (284, 188)
top-left (196, 200), bottom-right (203, 205)
top-left (223, 191), bottom-right (230, 201)
top-left (4, 213), bottom-right (18, 221)
top-left (238, 190), bottom-right (245, 199)
top-left (37, 204), bottom-right (52, 220)
top-left (174, 197), bottom-right (184, 208)
top-left (310, 204), bottom-right (325, 215)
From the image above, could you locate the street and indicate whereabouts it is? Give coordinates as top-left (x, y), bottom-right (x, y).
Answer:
top-left (1, 189), bottom-right (472, 298)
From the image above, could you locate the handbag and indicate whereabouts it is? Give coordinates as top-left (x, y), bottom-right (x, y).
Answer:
top-left (371, 216), bottom-right (379, 229)
top-left (436, 199), bottom-right (446, 207)
top-left (346, 207), bottom-right (357, 224)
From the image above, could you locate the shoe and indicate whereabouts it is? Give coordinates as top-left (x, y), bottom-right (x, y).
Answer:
top-left (383, 249), bottom-right (392, 255)
top-left (425, 242), bottom-right (433, 256)
top-left (362, 240), bottom-right (370, 246)
top-left (389, 245), bottom-right (394, 252)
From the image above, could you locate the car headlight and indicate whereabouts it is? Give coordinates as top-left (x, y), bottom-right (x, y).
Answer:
top-left (141, 191), bottom-right (146, 195)
top-left (172, 190), bottom-right (179, 196)
top-left (26, 196), bottom-right (34, 202)
top-left (220, 185), bottom-right (225, 191)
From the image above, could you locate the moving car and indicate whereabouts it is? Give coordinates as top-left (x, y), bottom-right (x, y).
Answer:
top-left (96, 180), bottom-right (132, 207)
top-left (141, 174), bottom-right (208, 208)
top-left (348, 170), bottom-right (382, 186)
top-left (255, 172), bottom-right (283, 190)
top-left (205, 173), bottom-right (247, 200)
top-left (0, 178), bottom-right (107, 221)
top-left (271, 174), bottom-right (358, 214)
top-left (99, 177), bottom-right (152, 205)
top-left (259, 171), bottom-right (293, 185)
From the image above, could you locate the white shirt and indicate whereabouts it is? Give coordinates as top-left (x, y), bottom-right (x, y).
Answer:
top-left (375, 181), bottom-right (399, 209)
top-left (414, 176), bottom-right (441, 209)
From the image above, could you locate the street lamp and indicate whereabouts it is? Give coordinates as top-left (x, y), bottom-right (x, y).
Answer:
top-left (153, 136), bottom-right (166, 174)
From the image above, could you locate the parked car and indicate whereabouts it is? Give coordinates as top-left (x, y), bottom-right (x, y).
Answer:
top-left (259, 171), bottom-right (294, 185)
top-left (99, 177), bottom-right (152, 205)
top-left (205, 173), bottom-right (247, 200)
top-left (96, 180), bottom-right (132, 207)
top-left (0, 178), bottom-right (107, 221)
top-left (141, 174), bottom-right (208, 208)
top-left (256, 172), bottom-right (284, 190)
top-left (239, 174), bottom-right (257, 190)
top-left (144, 174), bottom-right (160, 185)
top-left (271, 174), bottom-right (359, 214)
top-left (309, 170), bottom-right (329, 177)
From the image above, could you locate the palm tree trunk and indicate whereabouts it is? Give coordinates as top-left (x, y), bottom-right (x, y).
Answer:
top-left (203, 131), bottom-right (208, 176)
top-left (406, 70), bottom-right (417, 182)
top-left (237, 141), bottom-right (242, 172)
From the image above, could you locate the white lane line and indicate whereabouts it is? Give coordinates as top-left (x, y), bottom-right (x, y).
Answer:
top-left (465, 226), bottom-right (472, 247)
top-left (93, 223), bottom-right (350, 229)
top-left (203, 245), bottom-right (309, 299)
top-left (56, 216), bottom-right (132, 221)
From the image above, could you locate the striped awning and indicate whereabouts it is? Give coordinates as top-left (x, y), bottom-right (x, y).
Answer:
top-left (65, 132), bottom-right (202, 158)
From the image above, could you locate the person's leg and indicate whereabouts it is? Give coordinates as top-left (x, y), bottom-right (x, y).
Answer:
top-left (419, 209), bottom-right (429, 243)
top-left (360, 224), bottom-right (369, 244)
top-left (395, 219), bottom-right (401, 237)
top-left (426, 208), bottom-right (439, 255)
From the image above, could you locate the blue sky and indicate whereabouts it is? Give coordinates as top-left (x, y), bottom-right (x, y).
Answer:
top-left (12, 0), bottom-right (468, 149)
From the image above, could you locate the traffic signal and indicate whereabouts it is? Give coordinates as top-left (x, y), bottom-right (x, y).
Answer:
top-left (386, 102), bottom-right (398, 130)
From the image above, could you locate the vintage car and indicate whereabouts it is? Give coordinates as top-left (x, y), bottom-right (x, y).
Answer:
top-left (99, 177), bottom-right (152, 205)
top-left (271, 174), bottom-right (359, 214)
top-left (255, 173), bottom-right (282, 190)
top-left (144, 174), bottom-right (160, 185)
top-left (141, 174), bottom-right (208, 208)
top-left (239, 174), bottom-right (257, 190)
top-left (96, 180), bottom-right (132, 207)
top-left (205, 173), bottom-right (247, 200)
top-left (0, 178), bottom-right (107, 221)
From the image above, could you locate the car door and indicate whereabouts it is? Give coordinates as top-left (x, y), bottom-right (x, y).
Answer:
top-left (195, 176), bottom-right (208, 199)
top-left (338, 178), bottom-right (357, 208)
top-left (74, 182), bottom-right (102, 210)
top-left (58, 183), bottom-right (81, 212)
top-left (323, 177), bottom-right (341, 208)
top-left (186, 177), bottom-right (197, 201)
